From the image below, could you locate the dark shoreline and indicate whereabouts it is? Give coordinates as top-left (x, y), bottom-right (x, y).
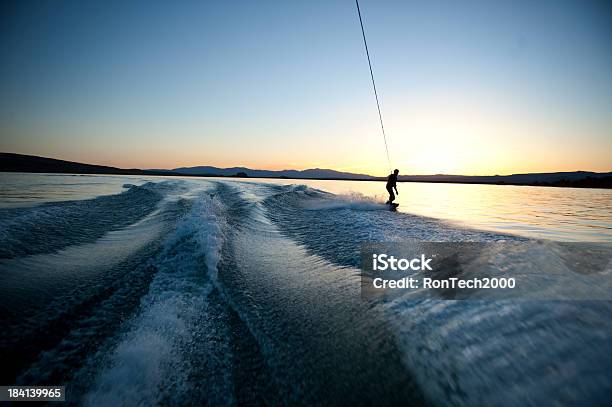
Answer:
top-left (3, 170), bottom-right (611, 190)
top-left (1, 152), bottom-right (610, 189)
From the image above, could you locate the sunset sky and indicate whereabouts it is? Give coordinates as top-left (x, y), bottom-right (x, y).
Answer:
top-left (1, 0), bottom-right (611, 176)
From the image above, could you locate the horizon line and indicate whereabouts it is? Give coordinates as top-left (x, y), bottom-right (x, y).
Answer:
top-left (1, 151), bottom-right (611, 179)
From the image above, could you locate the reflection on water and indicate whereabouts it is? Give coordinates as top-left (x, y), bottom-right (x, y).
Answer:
top-left (1, 173), bottom-right (611, 242)
top-left (245, 178), bottom-right (612, 242)
top-left (0, 173), bottom-right (149, 207)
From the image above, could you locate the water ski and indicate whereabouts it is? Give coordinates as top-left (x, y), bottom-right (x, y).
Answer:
top-left (389, 203), bottom-right (399, 211)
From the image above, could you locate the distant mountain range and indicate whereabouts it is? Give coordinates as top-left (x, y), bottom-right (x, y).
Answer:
top-left (0, 152), bottom-right (152, 176)
top-left (395, 172), bottom-right (612, 186)
top-left (157, 165), bottom-right (375, 180)
top-left (2, 152), bottom-right (611, 188)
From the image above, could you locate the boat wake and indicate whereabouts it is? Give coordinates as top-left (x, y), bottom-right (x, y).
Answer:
top-left (0, 179), bottom-right (610, 406)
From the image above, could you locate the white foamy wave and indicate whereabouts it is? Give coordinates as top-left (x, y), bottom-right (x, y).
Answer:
top-left (301, 192), bottom-right (387, 211)
top-left (387, 298), bottom-right (612, 406)
top-left (84, 193), bottom-right (229, 407)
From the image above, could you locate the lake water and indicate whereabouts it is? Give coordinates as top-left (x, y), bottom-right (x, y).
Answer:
top-left (2, 173), bottom-right (610, 242)
top-left (0, 172), bottom-right (611, 405)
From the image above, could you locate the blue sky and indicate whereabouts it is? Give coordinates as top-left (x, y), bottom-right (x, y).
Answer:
top-left (1, 0), bottom-right (611, 174)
